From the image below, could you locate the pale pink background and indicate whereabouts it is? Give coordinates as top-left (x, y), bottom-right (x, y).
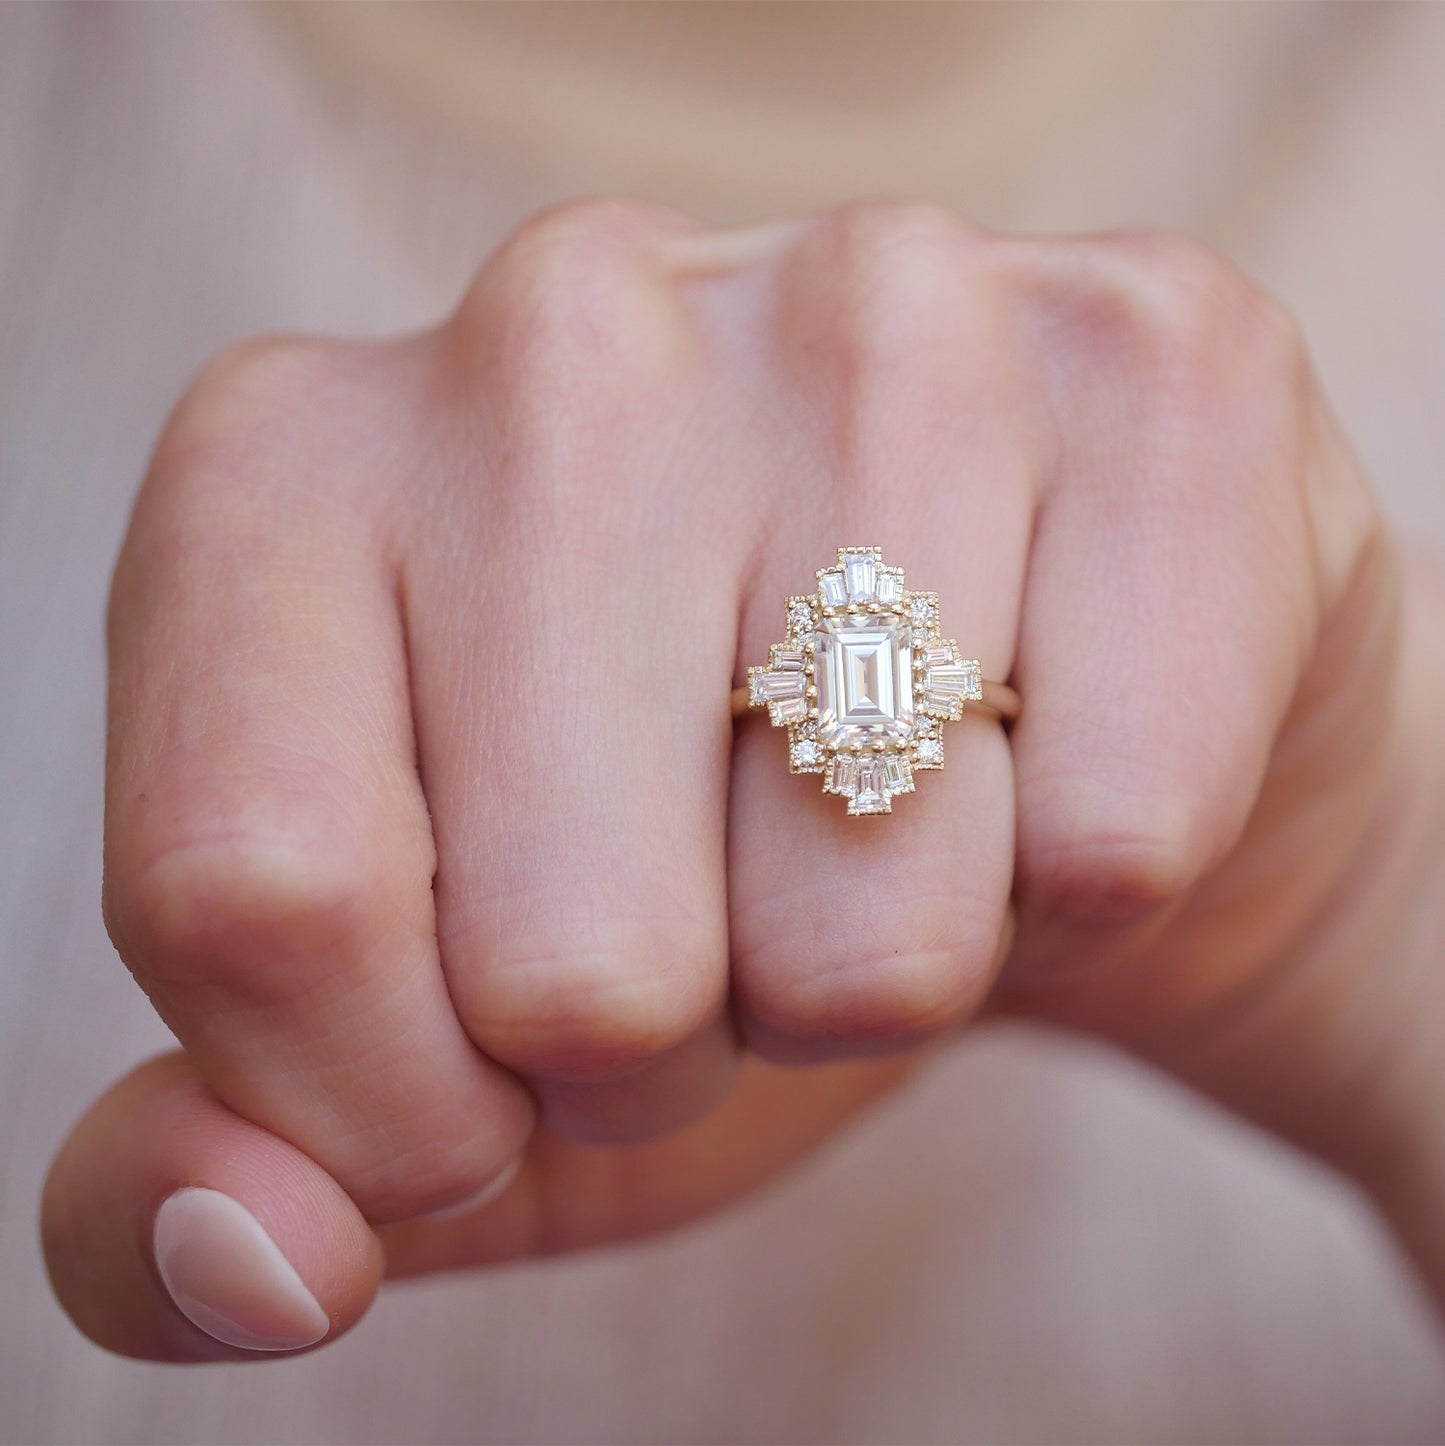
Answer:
top-left (2, 4), bottom-right (1444, 1441)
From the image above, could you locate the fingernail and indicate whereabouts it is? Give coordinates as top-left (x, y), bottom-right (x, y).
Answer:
top-left (153, 1188), bottom-right (330, 1352)
top-left (420, 1158), bottom-right (523, 1222)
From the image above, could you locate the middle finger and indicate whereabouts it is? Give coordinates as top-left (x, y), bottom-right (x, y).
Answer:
top-left (403, 207), bottom-right (752, 1144)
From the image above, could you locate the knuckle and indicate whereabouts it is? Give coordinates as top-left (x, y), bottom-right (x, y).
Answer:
top-left (107, 804), bottom-right (407, 1010)
top-left (1108, 228), bottom-right (1250, 325)
top-left (346, 1136), bottom-right (516, 1226)
top-left (133, 335), bottom-right (394, 544)
top-left (737, 893), bottom-right (996, 1056)
top-left (161, 335), bottom-right (353, 460)
top-left (778, 201), bottom-right (1015, 492)
top-left (464, 936), bottom-right (724, 1079)
top-left (748, 949), bottom-right (977, 1054)
top-left (507, 193), bottom-right (684, 256)
top-left (1080, 227), bottom-right (1301, 381)
top-left (814, 195), bottom-right (974, 266)
top-left (1019, 813), bottom-right (1211, 926)
top-left (461, 194), bottom-right (691, 380)
top-left (800, 198), bottom-right (982, 353)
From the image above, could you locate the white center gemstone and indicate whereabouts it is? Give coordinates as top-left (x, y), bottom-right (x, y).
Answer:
top-left (814, 614), bottom-right (914, 747)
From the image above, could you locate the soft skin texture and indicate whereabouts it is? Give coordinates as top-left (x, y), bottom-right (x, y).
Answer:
top-left (42, 198), bottom-right (1445, 1360)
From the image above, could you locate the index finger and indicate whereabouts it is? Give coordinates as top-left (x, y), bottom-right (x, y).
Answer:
top-left (102, 338), bottom-right (532, 1224)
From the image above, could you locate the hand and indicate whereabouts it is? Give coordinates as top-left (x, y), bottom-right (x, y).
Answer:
top-left (43, 198), bottom-right (1439, 1360)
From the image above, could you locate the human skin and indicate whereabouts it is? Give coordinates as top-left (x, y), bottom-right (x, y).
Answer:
top-left (40, 198), bottom-right (1445, 1361)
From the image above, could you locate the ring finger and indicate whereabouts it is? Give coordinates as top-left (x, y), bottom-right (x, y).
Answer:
top-left (727, 206), bottom-right (1041, 1061)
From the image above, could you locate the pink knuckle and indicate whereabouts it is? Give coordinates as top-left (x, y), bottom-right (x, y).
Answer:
top-left (109, 814), bottom-right (396, 1006)
top-left (1081, 228), bottom-right (1298, 378)
top-left (813, 196), bottom-right (974, 270)
top-left (1020, 823), bottom-right (1207, 926)
top-left (505, 194), bottom-right (686, 257)
top-left (739, 900), bottom-right (995, 1053)
top-left (162, 336), bottom-right (350, 455)
top-left (139, 336), bottom-right (401, 531)
top-left (753, 952), bottom-right (975, 1047)
top-left (1110, 228), bottom-right (1250, 322)
top-left (345, 1137), bottom-right (515, 1226)
top-left (462, 195), bottom-right (690, 378)
top-left (468, 942), bottom-right (723, 1079)
top-left (800, 198), bottom-right (981, 351)
top-left (186, 333), bottom-right (341, 402)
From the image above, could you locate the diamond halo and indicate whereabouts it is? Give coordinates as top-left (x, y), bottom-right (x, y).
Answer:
top-left (744, 547), bottom-right (986, 816)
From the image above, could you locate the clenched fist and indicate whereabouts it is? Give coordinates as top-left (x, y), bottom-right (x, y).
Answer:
top-left (44, 198), bottom-right (1445, 1361)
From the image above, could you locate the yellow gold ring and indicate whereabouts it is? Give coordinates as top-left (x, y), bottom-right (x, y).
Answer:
top-left (734, 547), bottom-right (1020, 817)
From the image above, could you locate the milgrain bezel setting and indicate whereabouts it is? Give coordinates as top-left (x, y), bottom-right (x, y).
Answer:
top-left (745, 547), bottom-right (985, 816)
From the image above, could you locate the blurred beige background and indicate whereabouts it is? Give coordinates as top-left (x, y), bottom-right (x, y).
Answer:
top-left (3, 3), bottom-right (1445, 1442)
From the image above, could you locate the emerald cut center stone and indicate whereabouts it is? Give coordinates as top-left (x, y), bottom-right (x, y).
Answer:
top-left (814, 614), bottom-right (914, 747)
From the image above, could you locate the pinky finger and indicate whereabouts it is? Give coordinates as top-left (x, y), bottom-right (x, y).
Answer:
top-left (41, 1052), bottom-right (382, 1362)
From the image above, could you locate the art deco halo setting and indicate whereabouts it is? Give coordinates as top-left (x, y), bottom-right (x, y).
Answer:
top-left (735, 547), bottom-right (1020, 817)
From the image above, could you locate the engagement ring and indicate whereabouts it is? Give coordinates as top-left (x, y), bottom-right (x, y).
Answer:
top-left (733, 547), bottom-right (1020, 816)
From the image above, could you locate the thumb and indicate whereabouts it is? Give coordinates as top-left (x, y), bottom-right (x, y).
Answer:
top-left (42, 1053), bottom-right (381, 1361)
top-left (45, 1048), bottom-right (919, 1360)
